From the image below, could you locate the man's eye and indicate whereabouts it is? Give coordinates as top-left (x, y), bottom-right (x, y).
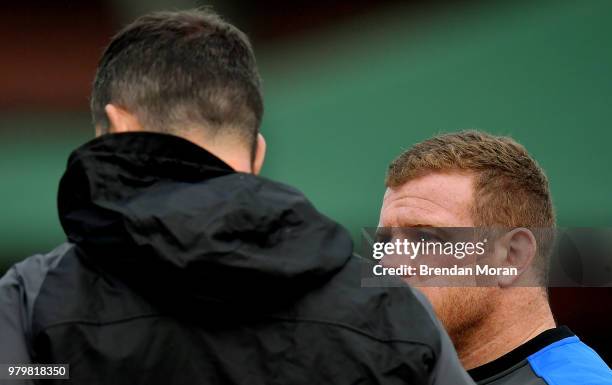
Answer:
top-left (417, 231), bottom-right (441, 242)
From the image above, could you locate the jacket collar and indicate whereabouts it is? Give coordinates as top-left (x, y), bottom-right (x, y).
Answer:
top-left (56, 132), bottom-right (352, 309)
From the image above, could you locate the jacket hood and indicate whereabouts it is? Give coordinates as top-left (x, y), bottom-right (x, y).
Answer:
top-left (58, 132), bottom-right (352, 311)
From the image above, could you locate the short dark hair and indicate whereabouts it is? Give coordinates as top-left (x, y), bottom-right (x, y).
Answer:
top-left (90, 9), bottom-right (263, 149)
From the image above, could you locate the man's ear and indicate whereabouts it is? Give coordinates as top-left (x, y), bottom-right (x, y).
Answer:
top-left (492, 228), bottom-right (537, 287)
top-left (104, 104), bottom-right (142, 134)
top-left (252, 133), bottom-right (266, 175)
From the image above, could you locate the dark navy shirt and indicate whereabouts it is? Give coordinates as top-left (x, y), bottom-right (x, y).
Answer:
top-left (468, 326), bottom-right (612, 385)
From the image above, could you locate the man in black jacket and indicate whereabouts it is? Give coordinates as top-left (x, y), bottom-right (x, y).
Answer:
top-left (0, 10), bottom-right (473, 385)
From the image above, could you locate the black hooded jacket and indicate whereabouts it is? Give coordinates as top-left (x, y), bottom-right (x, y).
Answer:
top-left (0, 132), bottom-right (473, 385)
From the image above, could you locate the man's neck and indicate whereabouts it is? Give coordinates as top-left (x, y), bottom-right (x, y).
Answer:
top-left (456, 288), bottom-right (556, 370)
top-left (182, 131), bottom-right (254, 173)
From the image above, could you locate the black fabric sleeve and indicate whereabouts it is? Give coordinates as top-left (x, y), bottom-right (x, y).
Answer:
top-left (0, 267), bottom-right (36, 385)
top-left (0, 267), bottom-right (32, 366)
top-left (0, 247), bottom-right (69, 385)
top-left (0, 246), bottom-right (69, 366)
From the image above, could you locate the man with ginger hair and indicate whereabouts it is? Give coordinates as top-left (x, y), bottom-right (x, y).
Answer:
top-left (379, 130), bottom-right (611, 385)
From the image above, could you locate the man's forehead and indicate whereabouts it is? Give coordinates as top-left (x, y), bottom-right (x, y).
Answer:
top-left (381, 172), bottom-right (474, 226)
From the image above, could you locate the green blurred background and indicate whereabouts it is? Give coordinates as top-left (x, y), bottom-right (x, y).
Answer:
top-left (0, 0), bottom-right (611, 360)
top-left (1, 0), bottom-right (610, 266)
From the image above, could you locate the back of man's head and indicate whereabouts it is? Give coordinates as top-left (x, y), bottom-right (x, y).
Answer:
top-left (90, 9), bottom-right (263, 154)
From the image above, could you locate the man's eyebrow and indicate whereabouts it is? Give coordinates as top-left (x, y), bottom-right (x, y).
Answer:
top-left (420, 226), bottom-right (454, 240)
top-left (391, 224), bottom-right (453, 240)
top-left (395, 220), bottom-right (449, 228)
